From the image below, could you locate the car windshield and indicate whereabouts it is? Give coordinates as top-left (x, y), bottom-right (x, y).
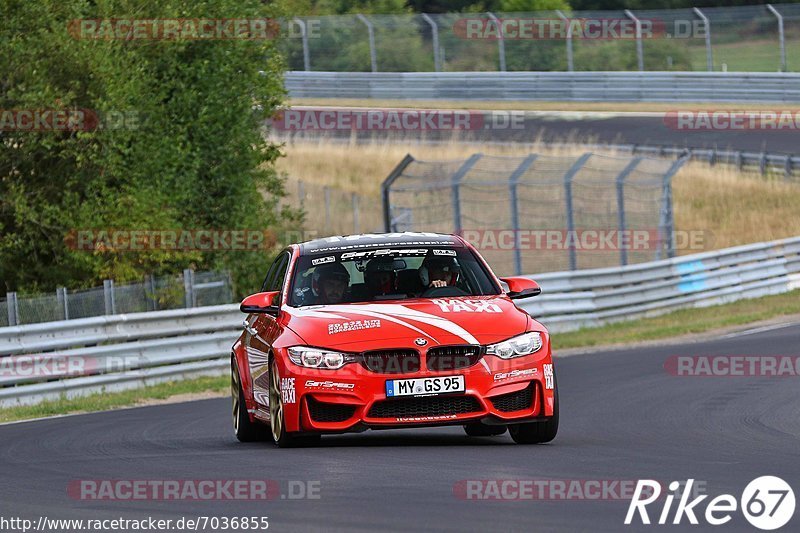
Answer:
top-left (289, 246), bottom-right (500, 306)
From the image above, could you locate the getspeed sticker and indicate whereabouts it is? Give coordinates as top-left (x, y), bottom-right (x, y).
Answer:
top-left (340, 248), bottom-right (428, 260)
top-left (493, 368), bottom-right (538, 381)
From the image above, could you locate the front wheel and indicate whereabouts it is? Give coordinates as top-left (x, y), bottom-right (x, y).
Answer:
top-left (269, 358), bottom-right (320, 448)
top-left (509, 377), bottom-right (559, 444)
top-left (232, 357), bottom-right (269, 442)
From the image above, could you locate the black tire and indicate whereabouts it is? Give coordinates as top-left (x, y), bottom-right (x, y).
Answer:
top-left (231, 357), bottom-right (270, 442)
top-left (463, 422), bottom-right (507, 437)
top-left (268, 358), bottom-right (321, 448)
top-left (509, 375), bottom-right (559, 444)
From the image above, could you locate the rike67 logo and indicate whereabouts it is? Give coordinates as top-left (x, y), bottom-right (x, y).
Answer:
top-left (626, 477), bottom-right (795, 530)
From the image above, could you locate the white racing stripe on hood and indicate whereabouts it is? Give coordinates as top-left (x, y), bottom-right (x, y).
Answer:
top-left (288, 305), bottom-right (436, 342)
top-left (290, 303), bottom-right (479, 345)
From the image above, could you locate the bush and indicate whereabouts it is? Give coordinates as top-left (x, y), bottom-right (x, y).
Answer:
top-left (0, 0), bottom-right (299, 297)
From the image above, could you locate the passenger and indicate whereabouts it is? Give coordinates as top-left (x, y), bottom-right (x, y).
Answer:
top-left (312, 262), bottom-right (350, 304)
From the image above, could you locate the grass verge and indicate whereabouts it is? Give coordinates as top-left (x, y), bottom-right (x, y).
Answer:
top-left (2, 290), bottom-right (800, 422)
top-left (0, 375), bottom-right (227, 424)
top-left (552, 289), bottom-right (800, 350)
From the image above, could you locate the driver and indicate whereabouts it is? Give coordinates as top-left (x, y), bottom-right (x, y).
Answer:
top-left (419, 255), bottom-right (460, 289)
top-left (312, 262), bottom-right (350, 304)
top-left (364, 256), bottom-right (397, 298)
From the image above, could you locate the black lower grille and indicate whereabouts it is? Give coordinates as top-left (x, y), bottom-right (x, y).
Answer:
top-left (368, 395), bottom-right (482, 419)
top-left (490, 383), bottom-right (534, 412)
top-left (306, 397), bottom-right (357, 423)
top-left (426, 345), bottom-right (483, 371)
top-left (360, 349), bottom-right (420, 374)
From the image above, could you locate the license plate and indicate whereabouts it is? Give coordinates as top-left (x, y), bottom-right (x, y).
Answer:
top-left (385, 375), bottom-right (465, 397)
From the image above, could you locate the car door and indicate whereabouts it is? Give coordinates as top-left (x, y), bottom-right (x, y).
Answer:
top-left (246, 250), bottom-right (291, 407)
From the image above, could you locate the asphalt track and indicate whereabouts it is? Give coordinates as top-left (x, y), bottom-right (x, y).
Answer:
top-left (277, 108), bottom-right (800, 153)
top-left (1, 323), bottom-right (798, 532)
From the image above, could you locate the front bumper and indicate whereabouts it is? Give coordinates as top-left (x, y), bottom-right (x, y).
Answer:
top-left (275, 348), bottom-right (556, 434)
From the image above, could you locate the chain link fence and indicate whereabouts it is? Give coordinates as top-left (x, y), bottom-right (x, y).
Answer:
top-left (0, 270), bottom-right (233, 327)
top-left (280, 4), bottom-right (800, 73)
top-left (282, 177), bottom-right (384, 240)
top-left (382, 152), bottom-right (687, 277)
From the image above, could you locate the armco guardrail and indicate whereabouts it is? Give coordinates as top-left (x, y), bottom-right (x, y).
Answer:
top-left (285, 71), bottom-right (800, 103)
top-left (520, 236), bottom-right (800, 331)
top-left (1, 236), bottom-right (798, 407)
top-left (0, 305), bottom-right (241, 407)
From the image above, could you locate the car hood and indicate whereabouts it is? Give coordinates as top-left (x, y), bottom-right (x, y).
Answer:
top-left (282, 296), bottom-right (532, 350)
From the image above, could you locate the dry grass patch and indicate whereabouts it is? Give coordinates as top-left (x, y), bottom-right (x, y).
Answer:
top-left (276, 138), bottom-right (800, 251)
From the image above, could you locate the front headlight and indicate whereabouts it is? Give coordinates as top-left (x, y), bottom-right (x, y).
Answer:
top-left (485, 332), bottom-right (543, 359)
top-left (287, 346), bottom-right (356, 370)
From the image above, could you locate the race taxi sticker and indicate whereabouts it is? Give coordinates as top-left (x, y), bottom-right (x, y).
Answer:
top-left (543, 364), bottom-right (554, 390)
top-left (328, 319), bottom-right (381, 335)
top-left (432, 299), bottom-right (502, 313)
top-left (312, 256), bottom-right (335, 266)
top-left (280, 377), bottom-right (296, 404)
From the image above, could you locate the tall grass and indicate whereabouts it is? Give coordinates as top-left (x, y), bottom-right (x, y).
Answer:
top-left (276, 138), bottom-right (800, 254)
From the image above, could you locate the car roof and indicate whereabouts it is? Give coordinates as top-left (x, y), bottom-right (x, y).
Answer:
top-left (299, 232), bottom-right (464, 254)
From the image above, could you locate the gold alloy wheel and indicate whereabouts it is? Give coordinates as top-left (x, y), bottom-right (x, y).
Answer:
top-left (269, 359), bottom-right (283, 442)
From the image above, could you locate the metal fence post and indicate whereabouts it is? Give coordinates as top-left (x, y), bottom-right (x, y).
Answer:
top-left (486, 12), bottom-right (506, 71)
top-left (693, 8), bottom-right (713, 72)
top-left (356, 14), bottom-right (378, 72)
top-left (352, 192), bottom-right (360, 234)
top-left (103, 279), bottom-right (116, 315)
top-left (382, 154), bottom-right (416, 231)
top-left (146, 274), bottom-right (157, 312)
top-left (556, 10), bottom-right (574, 72)
top-left (451, 154), bottom-right (483, 235)
top-left (767, 4), bottom-right (787, 72)
top-left (298, 180), bottom-right (306, 208)
top-left (293, 17), bottom-right (311, 71)
top-left (563, 153), bottom-right (592, 271)
top-left (614, 157), bottom-right (643, 266)
top-left (323, 186), bottom-right (331, 229)
top-left (624, 10), bottom-right (644, 72)
top-left (656, 155), bottom-right (689, 260)
top-left (508, 155), bottom-right (538, 275)
top-left (57, 287), bottom-right (69, 320)
top-left (7, 292), bottom-right (18, 326)
top-left (421, 13), bottom-right (441, 72)
top-left (183, 269), bottom-right (195, 309)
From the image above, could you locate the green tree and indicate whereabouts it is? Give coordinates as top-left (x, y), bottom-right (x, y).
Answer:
top-left (1, 0), bottom-right (299, 296)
